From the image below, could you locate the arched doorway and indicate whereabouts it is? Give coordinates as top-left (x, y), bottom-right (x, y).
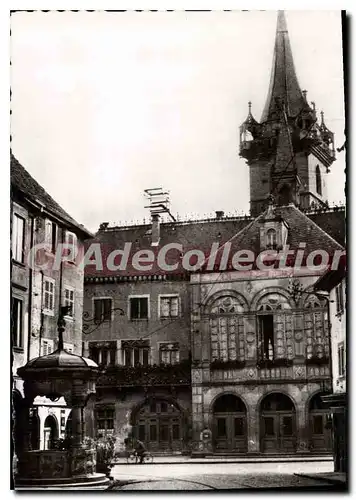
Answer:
top-left (132, 398), bottom-right (183, 453)
top-left (308, 393), bottom-right (332, 452)
top-left (212, 394), bottom-right (247, 453)
top-left (260, 393), bottom-right (296, 453)
top-left (43, 415), bottom-right (58, 450)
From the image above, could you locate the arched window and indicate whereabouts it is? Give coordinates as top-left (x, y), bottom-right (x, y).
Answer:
top-left (266, 228), bottom-right (277, 249)
top-left (256, 293), bottom-right (293, 361)
top-left (316, 165), bottom-right (322, 195)
top-left (209, 295), bottom-right (245, 363)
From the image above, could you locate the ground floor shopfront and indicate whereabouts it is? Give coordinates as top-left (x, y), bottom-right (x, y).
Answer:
top-left (84, 387), bottom-right (192, 455)
top-left (82, 382), bottom-right (332, 456)
top-left (191, 379), bottom-right (333, 456)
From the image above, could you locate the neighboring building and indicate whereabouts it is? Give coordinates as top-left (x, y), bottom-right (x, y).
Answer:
top-left (11, 154), bottom-right (92, 455)
top-left (315, 266), bottom-right (347, 472)
top-left (83, 10), bottom-right (345, 456)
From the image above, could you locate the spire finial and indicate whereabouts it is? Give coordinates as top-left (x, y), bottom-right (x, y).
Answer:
top-left (248, 101), bottom-right (252, 113)
top-left (302, 89), bottom-right (307, 100)
top-left (320, 110), bottom-right (325, 125)
top-left (277, 10), bottom-right (288, 33)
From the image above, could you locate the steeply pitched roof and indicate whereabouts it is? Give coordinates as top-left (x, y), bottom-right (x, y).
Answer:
top-left (260, 11), bottom-right (306, 122)
top-left (84, 205), bottom-right (345, 279)
top-left (11, 154), bottom-right (93, 238)
top-left (226, 204), bottom-right (344, 256)
top-left (84, 216), bottom-right (253, 278)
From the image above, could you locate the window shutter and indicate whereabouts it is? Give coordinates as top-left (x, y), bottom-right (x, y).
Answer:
top-left (103, 299), bottom-right (111, 320)
top-left (274, 313), bottom-right (286, 359)
top-left (170, 297), bottom-right (179, 316)
top-left (45, 220), bottom-right (52, 245)
top-left (140, 298), bottom-right (148, 318)
top-left (94, 300), bottom-right (102, 321)
top-left (160, 298), bottom-right (170, 317)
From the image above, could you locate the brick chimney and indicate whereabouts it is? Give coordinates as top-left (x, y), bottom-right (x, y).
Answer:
top-left (215, 211), bottom-right (224, 220)
top-left (151, 214), bottom-right (160, 246)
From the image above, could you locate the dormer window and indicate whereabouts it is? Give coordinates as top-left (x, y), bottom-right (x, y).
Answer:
top-left (266, 229), bottom-right (277, 249)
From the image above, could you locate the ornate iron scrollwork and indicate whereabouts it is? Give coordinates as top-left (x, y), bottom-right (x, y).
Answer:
top-left (82, 307), bottom-right (125, 335)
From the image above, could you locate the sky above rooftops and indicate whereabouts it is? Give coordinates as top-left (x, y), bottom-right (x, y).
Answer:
top-left (10, 10), bottom-right (346, 233)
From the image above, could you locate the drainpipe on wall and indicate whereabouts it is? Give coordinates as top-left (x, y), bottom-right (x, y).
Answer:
top-left (27, 215), bottom-right (35, 363)
top-left (57, 227), bottom-right (65, 349)
top-left (38, 270), bottom-right (44, 357)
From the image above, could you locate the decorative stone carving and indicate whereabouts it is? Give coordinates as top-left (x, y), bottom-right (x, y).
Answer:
top-left (192, 369), bottom-right (202, 384)
top-left (246, 332), bottom-right (255, 343)
top-left (294, 365), bottom-right (306, 378)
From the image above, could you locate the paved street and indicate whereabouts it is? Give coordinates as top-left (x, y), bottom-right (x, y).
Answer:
top-left (109, 460), bottom-right (340, 490)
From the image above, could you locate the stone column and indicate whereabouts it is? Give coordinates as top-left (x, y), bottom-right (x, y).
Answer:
top-left (247, 403), bottom-right (259, 454)
top-left (71, 405), bottom-right (84, 448)
top-left (19, 395), bottom-right (35, 453)
top-left (296, 403), bottom-right (309, 453)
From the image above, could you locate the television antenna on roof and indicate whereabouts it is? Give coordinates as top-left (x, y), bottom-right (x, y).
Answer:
top-left (144, 188), bottom-right (176, 222)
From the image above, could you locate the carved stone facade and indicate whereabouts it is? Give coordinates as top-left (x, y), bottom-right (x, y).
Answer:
top-left (190, 270), bottom-right (332, 455)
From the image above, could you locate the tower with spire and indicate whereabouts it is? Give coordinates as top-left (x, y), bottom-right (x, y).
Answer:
top-left (239, 11), bottom-right (336, 217)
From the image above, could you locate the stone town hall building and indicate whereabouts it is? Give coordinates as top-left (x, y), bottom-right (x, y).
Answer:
top-left (83, 11), bottom-right (345, 455)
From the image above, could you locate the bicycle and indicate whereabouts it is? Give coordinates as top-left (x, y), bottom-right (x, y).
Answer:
top-left (126, 450), bottom-right (154, 464)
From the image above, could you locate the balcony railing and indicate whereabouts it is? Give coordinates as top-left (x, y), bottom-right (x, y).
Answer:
top-left (97, 360), bottom-right (191, 388)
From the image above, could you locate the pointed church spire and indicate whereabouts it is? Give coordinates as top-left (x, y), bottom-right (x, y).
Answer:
top-left (260, 11), bottom-right (305, 123)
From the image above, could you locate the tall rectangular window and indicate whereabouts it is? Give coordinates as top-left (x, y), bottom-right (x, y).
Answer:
top-left (336, 284), bottom-right (344, 315)
top-left (64, 287), bottom-right (74, 317)
top-left (11, 297), bottom-right (23, 348)
top-left (159, 343), bottom-right (180, 364)
top-left (45, 219), bottom-right (57, 254)
top-left (338, 342), bottom-right (345, 377)
top-left (12, 214), bottom-right (25, 263)
top-left (94, 298), bottom-right (112, 322)
top-left (89, 341), bottom-right (116, 366)
top-left (122, 340), bottom-right (150, 366)
top-left (43, 278), bottom-right (55, 315)
top-left (96, 407), bottom-right (115, 432)
top-left (129, 297), bottom-right (149, 320)
top-left (159, 296), bottom-right (179, 318)
top-left (259, 315), bottom-right (275, 360)
top-left (65, 231), bottom-right (77, 262)
top-left (42, 339), bottom-right (54, 356)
